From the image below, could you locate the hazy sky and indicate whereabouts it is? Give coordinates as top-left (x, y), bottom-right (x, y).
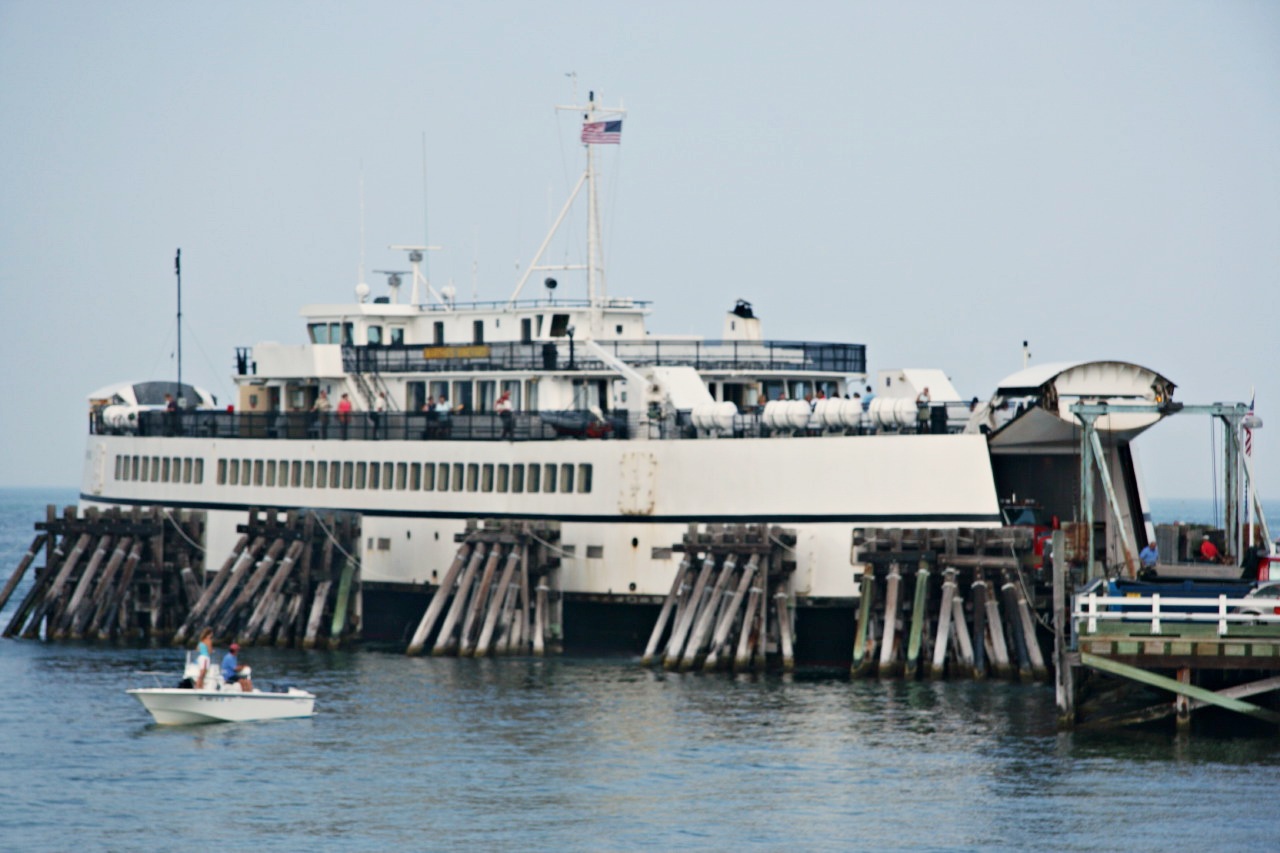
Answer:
top-left (1, 1), bottom-right (1277, 502)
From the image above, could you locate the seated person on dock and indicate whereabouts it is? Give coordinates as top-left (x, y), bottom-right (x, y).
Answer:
top-left (1197, 535), bottom-right (1220, 563)
top-left (221, 643), bottom-right (254, 693)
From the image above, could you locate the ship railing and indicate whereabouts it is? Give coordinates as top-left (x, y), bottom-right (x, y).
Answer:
top-left (101, 405), bottom-right (972, 442)
top-left (340, 339), bottom-right (867, 376)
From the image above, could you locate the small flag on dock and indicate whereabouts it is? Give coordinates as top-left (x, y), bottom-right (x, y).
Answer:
top-left (581, 120), bottom-right (622, 145)
top-left (1245, 393), bottom-right (1255, 457)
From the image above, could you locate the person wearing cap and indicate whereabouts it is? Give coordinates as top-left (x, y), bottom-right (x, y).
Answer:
top-left (220, 642), bottom-right (254, 692)
top-left (1198, 534), bottom-right (1220, 563)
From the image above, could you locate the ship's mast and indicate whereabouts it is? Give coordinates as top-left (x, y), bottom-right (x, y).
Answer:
top-left (507, 89), bottom-right (625, 336)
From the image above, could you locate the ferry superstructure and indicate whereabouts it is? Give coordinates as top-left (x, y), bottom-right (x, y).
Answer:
top-left (78, 92), bottom-right (1193, 659)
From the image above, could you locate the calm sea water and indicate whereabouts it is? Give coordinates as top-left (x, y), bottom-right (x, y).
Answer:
top-left (3, 487), bottom-right (1280, 851)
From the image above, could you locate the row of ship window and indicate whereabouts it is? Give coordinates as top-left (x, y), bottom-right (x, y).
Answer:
top-left (113, 453), bottom-right (595, 495)
top-left (115, 455), bottom-right (205, 484)
top-left (214, 458), bottom-right (593, 494)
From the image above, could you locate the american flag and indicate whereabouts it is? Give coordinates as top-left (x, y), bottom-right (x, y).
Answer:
top-left (581, 120), bottom-right (622, 145)
top-left (1246, 393), bottom-right (1255, 457)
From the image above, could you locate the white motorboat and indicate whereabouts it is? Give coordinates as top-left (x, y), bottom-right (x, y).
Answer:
top-left (127, 654), bottom-right (316, 724)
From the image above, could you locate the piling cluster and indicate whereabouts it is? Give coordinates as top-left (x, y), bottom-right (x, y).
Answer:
top-left (641, 524), bottom-right (797, 672)
top-left (406, 520), bottom-right (562, 657)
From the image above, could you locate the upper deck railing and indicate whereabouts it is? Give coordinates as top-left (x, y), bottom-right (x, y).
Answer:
top-left (89, 402), bottom-right (967, 443)
top-left (337, 339), bottom-right (866, 376)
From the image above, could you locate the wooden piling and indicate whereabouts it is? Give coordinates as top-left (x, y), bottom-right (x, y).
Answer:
top-left (929, 568), bottom-right (957, 680)
top-left (879, 562), bottom-right (903, 677)
top-left (477, 552), bottom-right (520, 656)
top-left (22, 532), bottom-right (92, 639)
top-left (51, 534), bottom-right (113, 639)
top-left (533, 581), bottom-right (548, 656)
top-left (641, 556), bottom-right (691, 667)
top-left (434, 543), bottom-right (486, 656)
top-left (775, 590), bottom-right (795, 672)
top-left (173, 533), bottom-right (250, 645)
top-left (243, 540), bottom-right (305, 643)
top-left (328, 554), bottom-right (358, 649)
top-left (213, 537), bottom-right (288, 637)
top-left (460, 546), bottom-right (503, 657)
top-left (983, 577), bottom-right (1013, 680)
top-left (704, 555), bottom-right (757, 671)
top-left (1000, 577), bottom-right (1033, 682)
top-left (951, 592), bottom-right (976, 677)
top-left (0, 533), bottom-right (46, 615)
top-left (681, 555), bottom-right (737, 671)
top-left (95, 540), bottom-right (143, 640)
top-left (302, 579), bottom-right (333, 650)
top-left (407, 543), bottom-right (472, 655)
top-left (733, 579), bottom-right (763, 673)
top-left (664, 555), bottom-right (714, 669)
top-left (905, 560), bottom-right (930, 679)
top-left (971, 576), bottom-right (989, 679)
top-left (851, 564), bottom-right (877, 678)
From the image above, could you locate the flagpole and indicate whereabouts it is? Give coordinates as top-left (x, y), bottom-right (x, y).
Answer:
top-left (175, 248), bottom-right (182, 405)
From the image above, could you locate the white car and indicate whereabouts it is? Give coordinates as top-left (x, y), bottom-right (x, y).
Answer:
top-left (1236, 581), bottom-right (1280, 619)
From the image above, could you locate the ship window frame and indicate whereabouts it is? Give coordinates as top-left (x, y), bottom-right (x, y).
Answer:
top-left (544, 463), bottom-right (557, 493)
top-left (497, 464), bottom-right (509, 493)
top-left (330, 461), bottom-right (341, 489)
top-left (114, 455), bottom-right (123, 481)
top-left (132, 455), bottom-right (140, 481)
top-left (369, 461), bottom-right (380, 489)
top-left (194, 458), bottom-right (204, 484)
top-left (481, 463), bottom-right (493, 492)
top-left (151, 456), bottom-right (161, 483)
top-left (184, 458), bottom-right (193, 484)
top-left (452, 463), bottom-right (464, 492)
top-left (316, 461), bottom-right (327, 489)
top-left (278, 459), bottom-right (289, 487)
top-left (304, 461), bottom-right (314, 488)
top-left (254, 459), bottom-right (264, 486)
top-left (382, 462), bottom-right (394, 491)
top-left (423, 462), bottom-right (435, 491)
top-left (527, 463), bottom-right (540, 493)
top-left (343, 461), bottom-right (354, 489)
top-left (290, 461), bottom-right (301, 487)
top-left (161, 457), bottom-right (170, 482)
top-left (466, 463), bottom-right (479, 492)
top-left (216, 458), bottom-right (225, 485)
top-left (578, 463), bottom-right (592, 494)
top-left (265, 460), bottom-right (276, 487)
top-left (511, 464), bottom-right (524, 493)
top-left (356, 462), bottom-right (367, 489)
top-left (559, 463), bottom-right (573, 494)
top-left (409, 462), bottom-right (421, 491)
top-left (227, 459), bottom-right (237, 486)
top-left (396, 462), bottom-right (407, 490)
top-left (437, 462), bottom-right (449, 491)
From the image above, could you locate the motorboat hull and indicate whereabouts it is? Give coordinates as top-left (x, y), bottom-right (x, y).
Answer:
top-left (127, 687), bottom-right (316, 724)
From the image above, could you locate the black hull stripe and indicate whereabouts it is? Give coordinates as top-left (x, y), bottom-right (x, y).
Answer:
top-left (79, 493), bottom-right (1001, 525)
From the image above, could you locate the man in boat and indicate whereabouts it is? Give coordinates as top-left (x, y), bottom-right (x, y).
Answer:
top-left (221, 643), bottom-right (254, 692)
top-left (1197, 534), bottom-right (1220, 563)
top-left (195, 627), bottom-right (214, 689)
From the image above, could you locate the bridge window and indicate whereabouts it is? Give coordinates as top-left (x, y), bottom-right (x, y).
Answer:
top-left (434, 321), bottom-right (444, 345)
top-left (368, 325), bottom-right (383, 346)
top-left (390, 327), bottom-right (405, 346)
top-left (472, 320), bottom-right (484, 344)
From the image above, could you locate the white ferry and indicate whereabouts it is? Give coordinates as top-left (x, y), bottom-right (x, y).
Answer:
top-left (79, 92), bottom-right (1185, 662)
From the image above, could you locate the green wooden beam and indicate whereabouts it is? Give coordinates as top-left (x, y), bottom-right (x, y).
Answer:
top-left (1079, 652), bottom-right (1280, 725)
